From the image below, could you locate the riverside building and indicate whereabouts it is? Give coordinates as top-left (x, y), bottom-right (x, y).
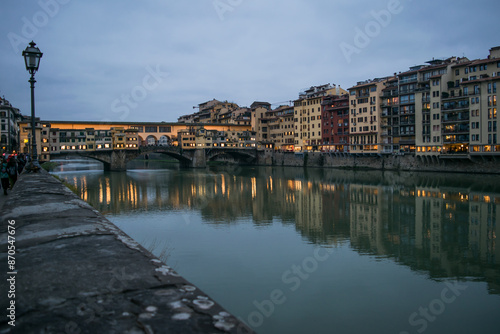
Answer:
top-left (321, 94), bottom-right (350, 152)
top-left (294, 84), bottom-right (347, 151)
top-left (273, 105), bottom-right (295, 151)
top-left (348, 78), bottom-right (387, 154)
top-left (0, 97), bottom-right (22, 155)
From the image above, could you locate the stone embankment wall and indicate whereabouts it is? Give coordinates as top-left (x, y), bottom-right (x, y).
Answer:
top-left (0, 171), bottom-right (253, 334)
top-left (257, 151), bottom-right (500, 174)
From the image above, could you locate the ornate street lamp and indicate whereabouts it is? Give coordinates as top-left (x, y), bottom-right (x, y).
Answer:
top-left (22, 41), bottom-right (43, 170)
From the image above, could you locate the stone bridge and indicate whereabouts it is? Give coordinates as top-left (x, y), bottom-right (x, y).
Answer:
top-left (52, 147), bottom-right (258, 171)
top-left (141, 146), bottom-right (258, 168)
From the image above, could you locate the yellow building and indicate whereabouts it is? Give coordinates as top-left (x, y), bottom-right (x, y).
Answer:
top-left (349, 79), bottom-right (387, 154)
top-left (19, 119), bottom-right (44, 160)
top-left (273, 105), bottom-right (295, 151)
top-left (251, 101), bottom-right (273, 147)
top-left (179, 125), bottom-right (256, 149)
top-left (448, 47), bottom-right (500, 155)
top-left (294, 84), bottom-right (346, 151)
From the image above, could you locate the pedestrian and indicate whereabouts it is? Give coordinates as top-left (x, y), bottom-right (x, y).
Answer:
top-left (1, 157), bottom-right (9, 195)
top-left (17, 154), bottom-right (26, 174)
top-left (7, 157), bottom-right (18, 189)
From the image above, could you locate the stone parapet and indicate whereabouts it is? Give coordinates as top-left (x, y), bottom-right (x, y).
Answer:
top-left (259, 151), bottom-right (500, 174)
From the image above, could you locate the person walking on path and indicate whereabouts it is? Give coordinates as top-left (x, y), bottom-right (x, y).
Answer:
top-left (7, 156), bottom-right (18, 189)
top-left (17, 154), bottom-right (26, 174)
top-left (1, 157), bottom-right (10, 195)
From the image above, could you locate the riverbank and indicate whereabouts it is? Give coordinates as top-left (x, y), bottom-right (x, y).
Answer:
top-left (0, 171), bottom-right (253, 333)
top-left (257, 151), bottom-right (500, 174)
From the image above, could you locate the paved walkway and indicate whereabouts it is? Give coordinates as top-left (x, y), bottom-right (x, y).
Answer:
top-left (0, 171), bottom-right (253, 334)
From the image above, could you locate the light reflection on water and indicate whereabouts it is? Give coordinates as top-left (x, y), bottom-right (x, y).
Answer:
top-left (53, 160), bottom-right (500, 334)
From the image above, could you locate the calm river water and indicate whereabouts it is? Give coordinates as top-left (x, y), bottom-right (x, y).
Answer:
top-left (53, 159), bottom-right (500, 334)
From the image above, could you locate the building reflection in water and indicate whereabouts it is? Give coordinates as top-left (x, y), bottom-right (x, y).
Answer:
top-left (61, 167), bottom-right (499, 294)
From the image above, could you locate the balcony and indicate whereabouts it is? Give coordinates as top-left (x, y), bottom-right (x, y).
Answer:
top-left (399, 99), bottom-right (416, 106)
top-left (441, 100), bottom-right (469, 112)
top-left (443, 135), bottom-right (470, 144)
top-left (442, 125), bottom-right (470, 134)
top-left (399, 77), bottom-right (418, 84)
top-left (381, 101), bottom-right (399, 107)
top-left (416, 85), bottom-right (430, 92)
top-left (442, 114), bottom-right (470, 123)
top-left (382, 91), bottom-right (398, 98)
top-left (399, 88), bottom-right (416, 94)
top-left (419, 76), bottom-right (431, 83)
top-left (441, 93), bottom-right (468, 100)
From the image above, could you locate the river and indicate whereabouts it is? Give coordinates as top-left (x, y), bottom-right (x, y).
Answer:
top-left (52, 158), bottom-right (500, 334)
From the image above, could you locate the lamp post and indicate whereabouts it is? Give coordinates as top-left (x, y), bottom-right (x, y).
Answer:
top-left (22, 41), bottom-right (43, 169)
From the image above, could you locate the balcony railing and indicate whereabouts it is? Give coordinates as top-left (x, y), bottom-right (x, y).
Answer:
top-left (382, 91), bottom-right (398, 98)
top-left (416, 86), bottom-right (430, 92)
top-left (399, 77), bottom-right (418, 84)
top-left (381, 101), bottom-right (399, 107)
top-left (442, 126), bottom-right (470, 134)
top-left (442, 115), bottom-right (470, 123)
top-left (443, 135), bottom-right (470, 143)
top-left (441, 101), bottom-right (470, 111)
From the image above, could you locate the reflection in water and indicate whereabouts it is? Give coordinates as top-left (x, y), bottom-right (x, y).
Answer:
top-left (56, 164), bottom-right (500, 296)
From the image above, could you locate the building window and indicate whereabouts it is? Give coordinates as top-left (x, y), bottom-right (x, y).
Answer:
top-left (145, 126), bottom-right (157, 132)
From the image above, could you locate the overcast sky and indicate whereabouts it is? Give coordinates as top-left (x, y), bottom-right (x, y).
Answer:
top-left (1, 0), bottom-right (498, 123)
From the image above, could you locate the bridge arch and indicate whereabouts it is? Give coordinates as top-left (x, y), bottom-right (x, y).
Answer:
top-left (158, 135), bottom-right (171, 146)
top-left (146, 135), bottom-right (158, 146)
top-left (206, 149), bottom-right (257, 164)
